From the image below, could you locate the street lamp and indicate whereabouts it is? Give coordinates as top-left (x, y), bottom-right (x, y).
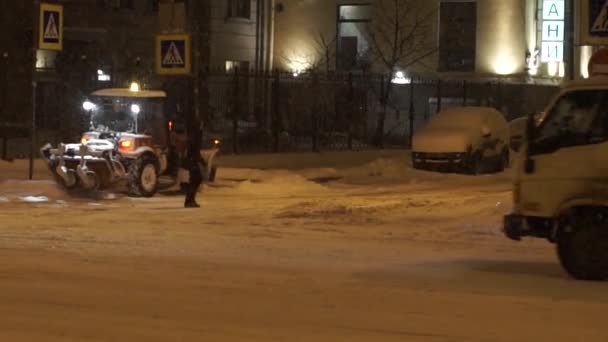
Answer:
top-left (131, 104), bottom-right (141, 133)
top-left (83, 100), bottom-right (97, 129)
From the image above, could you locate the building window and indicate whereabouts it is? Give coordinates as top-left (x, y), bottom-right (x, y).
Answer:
top-left (337, 4), bottom-right (371, 71)
top-left (147, 0), bottom-right (159, 13)
top-left (228, 0), bottom-right (251, 19)
top-left (113, 0), bottom-right (134, 10)
top-left (226, 60), bottom-right (250, 72)
top-left (438, 1), bottom-right (477, 72)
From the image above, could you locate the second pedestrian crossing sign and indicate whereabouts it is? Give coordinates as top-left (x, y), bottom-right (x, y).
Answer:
top-left (581, 0), bottom-right (608, 44)
top-left (39, 3), bottom-right (63, 51)
top-left (156, 34), bottom-right (191, 75)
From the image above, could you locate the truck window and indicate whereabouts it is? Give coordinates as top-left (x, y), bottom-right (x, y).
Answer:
top-left (531, 90), bottom-right (608, 154)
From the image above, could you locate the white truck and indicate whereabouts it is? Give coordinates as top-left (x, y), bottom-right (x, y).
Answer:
top-left (504, 77), bottom-right (608, 280)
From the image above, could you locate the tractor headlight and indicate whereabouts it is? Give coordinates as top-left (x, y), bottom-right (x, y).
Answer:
top-left (131, 104), bottom-right (141, 114)
top-left (82, 101), bottom-right (96, 111)
top-left (119, 139), bottom-right (134, 151)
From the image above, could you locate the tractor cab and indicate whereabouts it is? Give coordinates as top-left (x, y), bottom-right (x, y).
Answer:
top-left (83, 87), bottom-right (170, 147)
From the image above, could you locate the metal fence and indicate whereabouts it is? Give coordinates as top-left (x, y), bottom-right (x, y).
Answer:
top-left (1, 69), bottom-right (561, 158)
top-left (203, 70), bottom-right (560, 154)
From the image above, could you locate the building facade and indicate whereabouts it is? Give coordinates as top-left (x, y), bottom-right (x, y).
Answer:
top-left (271, 0), bottom-right (592, 81)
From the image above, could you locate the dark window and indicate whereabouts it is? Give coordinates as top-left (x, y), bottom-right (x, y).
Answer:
top-left (228, 0), bottom-right (251, 19)
top-left (113, 0), bottom-right (134, 10)
top-left (147, 0), bottom-right (159, 12)
top-left (439, 1), bottom-right (477, 72)
top-left (337, 4), bottom-right (371, 71)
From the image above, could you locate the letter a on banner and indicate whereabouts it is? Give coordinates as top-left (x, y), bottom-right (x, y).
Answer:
top-left (39, 3), bottom-right (63, 51)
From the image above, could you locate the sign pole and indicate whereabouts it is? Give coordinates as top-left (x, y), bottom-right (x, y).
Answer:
top-left (568, 0), bottom-right (575, 80)
top-left (29, 1), bottom-right (39, 180)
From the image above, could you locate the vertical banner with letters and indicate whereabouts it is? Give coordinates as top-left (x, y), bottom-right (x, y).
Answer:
top-left (39, 3), bottom-right (63, 51)
top-left (541, 0), bottom-right (565, 62)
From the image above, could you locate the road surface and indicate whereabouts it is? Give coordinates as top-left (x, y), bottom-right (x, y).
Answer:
top-left (1, 152), bottom-right (607, 341)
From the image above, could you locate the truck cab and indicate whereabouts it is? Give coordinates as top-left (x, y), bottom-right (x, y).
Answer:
top-left (504, 76), bottom-right (608, 280)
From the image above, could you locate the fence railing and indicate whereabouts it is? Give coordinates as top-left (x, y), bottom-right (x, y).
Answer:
top-left (203, 69), bottom-right (559, 154)
top-left (0, 69), bottom-right (561, 159)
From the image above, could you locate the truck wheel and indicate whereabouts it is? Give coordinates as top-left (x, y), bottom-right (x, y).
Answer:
top-left (557, 213), bottom-right (608, 280)
top-left (128, 156), bottom-right (158, 198)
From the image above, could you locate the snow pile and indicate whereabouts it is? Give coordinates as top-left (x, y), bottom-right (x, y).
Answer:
top-left (19, 196), bottom-right (50, 203)
top-left (338, 156), bottom-right (446, 184)
top-left (0, 159), bottom-right (52, 181)
top-left (276, 198), bottom-right (404, 221)
top-left (231, 173), bottom-right (329, 196)
top-left (0, 180), bottom-right (68, 202)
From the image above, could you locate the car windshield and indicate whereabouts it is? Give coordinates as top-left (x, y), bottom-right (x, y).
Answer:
top-left (89, 96), bottom-right (163, 135)
top-left (89, 96), bottom-right (135, 132)
top-left (532, 90), bottom-right (608, 153)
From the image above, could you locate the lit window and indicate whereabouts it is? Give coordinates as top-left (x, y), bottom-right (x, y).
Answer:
top-left (337, 4), bottom-right (371, 71)
top-left (225, 60), bottom-right (250, 73)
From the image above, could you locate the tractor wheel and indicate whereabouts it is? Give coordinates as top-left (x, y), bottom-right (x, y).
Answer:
top-left (128, 155), bottom-right (159, 197)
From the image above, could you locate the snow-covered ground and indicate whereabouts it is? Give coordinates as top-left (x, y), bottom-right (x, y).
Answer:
top-left (1, 151), bottom-right (607, 341)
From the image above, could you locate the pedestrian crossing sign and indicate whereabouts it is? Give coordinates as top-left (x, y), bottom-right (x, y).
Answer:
top-left (39, 3), bottom-right (63, 51)
top-left (581, 0), bottom-right (608, 44)
top-left (156, 34), bottom-right (191, 75)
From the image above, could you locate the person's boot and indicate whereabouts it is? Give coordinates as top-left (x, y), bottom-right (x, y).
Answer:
top-left (184, 196), bottom-right (195, 208)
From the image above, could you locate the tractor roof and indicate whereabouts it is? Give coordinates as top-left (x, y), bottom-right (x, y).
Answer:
top-left (91, 88), bottom-right (167, 98)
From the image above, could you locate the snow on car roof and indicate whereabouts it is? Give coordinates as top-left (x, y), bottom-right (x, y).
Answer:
top-left (91, 88), bottom-right (167, 98)
top-left (428, 107), bottom-right (500, 128)
top-left (435, 106), bottom-right (500, 119)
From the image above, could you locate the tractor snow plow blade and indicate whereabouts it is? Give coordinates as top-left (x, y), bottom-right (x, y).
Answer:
top-left (40, 143), bottom-right (125, 191)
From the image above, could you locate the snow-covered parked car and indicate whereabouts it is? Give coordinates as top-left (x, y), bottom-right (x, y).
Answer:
top-left (412, 106), bottom-right (510, 174)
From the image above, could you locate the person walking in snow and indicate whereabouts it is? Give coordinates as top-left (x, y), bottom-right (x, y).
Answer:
top-left (182, 120), bottom-right (203, 208)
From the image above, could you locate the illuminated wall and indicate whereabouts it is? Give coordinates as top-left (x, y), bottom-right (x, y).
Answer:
top-left (273, 0), bottom-right (529, 76)
top-left (476, 0), bottom-right (527, 75)
top-left (273, 0), bottom-right (352, 72)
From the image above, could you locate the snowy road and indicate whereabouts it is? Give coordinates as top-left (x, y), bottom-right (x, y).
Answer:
top-left (1, 152), bottom-right (607, 341)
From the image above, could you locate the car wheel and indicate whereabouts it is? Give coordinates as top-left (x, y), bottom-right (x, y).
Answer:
top-left (467, 151), bottom-right (484, 175)
top-left (557, 210), bottom-right (608, 281)
top-left (498, 149), bottom-right (510, 172)
top-left (128, 155), bottom-right (159, 197)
